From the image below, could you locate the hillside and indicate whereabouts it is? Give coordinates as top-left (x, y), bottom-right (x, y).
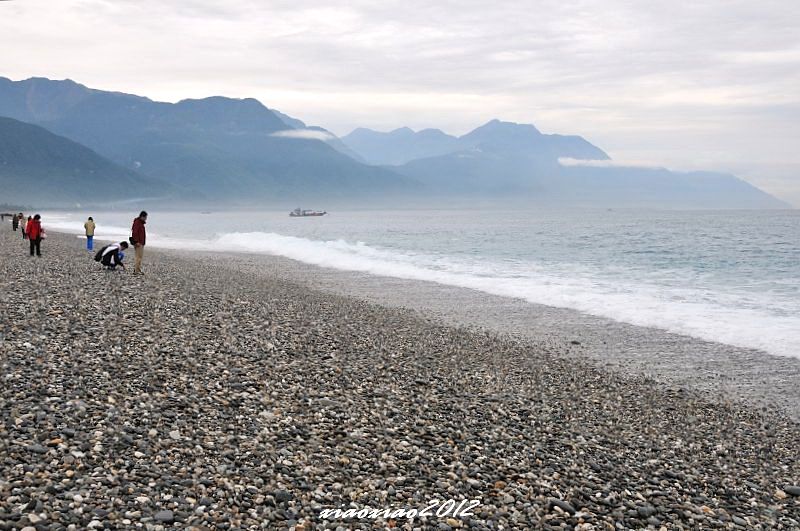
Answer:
top-left (0, 117), bottom-right (170, 205)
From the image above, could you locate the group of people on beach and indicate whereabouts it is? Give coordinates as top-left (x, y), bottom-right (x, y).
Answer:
top-left (9, 212), bottom-right (44, 256)
top-left (83, 211), bottom-right (127, 271)
top-left (81, 215), bottom-right (126, 270)
top-left (8, 210), bottom-right (149, 275)
top-left (87, 211), bottom-right (148, 275)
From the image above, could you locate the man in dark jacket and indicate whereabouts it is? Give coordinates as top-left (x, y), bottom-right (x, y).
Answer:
top-left (131, 211), bottom-right (147, 275)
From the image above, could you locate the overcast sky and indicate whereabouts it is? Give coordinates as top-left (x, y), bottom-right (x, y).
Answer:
top-left (1, 0), bottom-right (799, 204)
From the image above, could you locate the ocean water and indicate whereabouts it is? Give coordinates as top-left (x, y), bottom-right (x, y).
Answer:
top-left (43, 208), bottom-right (800, 358)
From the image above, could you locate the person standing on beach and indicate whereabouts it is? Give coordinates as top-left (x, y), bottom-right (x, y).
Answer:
top-left (19, 214), bottom-right (26, 238)
top-left (26, 214), bottom-right (43, 257)
top-left (131, 211), bottom-right (147, 275)
top-left (84, 216), bottom-right (96, 251)
top-left (11, 214), bottom-right (18, 231)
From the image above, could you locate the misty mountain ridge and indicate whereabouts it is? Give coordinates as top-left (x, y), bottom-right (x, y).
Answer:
top-left (0, 76), bottom-right (791, 208)
top-left (342, 126), bottom-right (462, 166)
top-left (0, 76), bottom-right (409, 202)
top-left (341, 119), bottom-right (787, 208)
top-left (342, 119), bottom-right (609, 166)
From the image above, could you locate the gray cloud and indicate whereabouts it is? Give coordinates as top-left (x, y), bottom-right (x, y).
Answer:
top-left (1, 0), bottom-right (798, 203)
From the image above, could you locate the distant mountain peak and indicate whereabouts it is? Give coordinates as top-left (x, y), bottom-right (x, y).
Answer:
top-left (417, 128), bottom-right (450, 137)
top-left (468, 119), bottom-right (542, 136)
top-left (169, 95), bottom-right (287, 132)
top-left (458, 120), bottom-right (545, 154)
top-left (24, 76), bottom-right (84, 87)
top-left (176, 95), bottom-right (265, 107)
top-left (342, 126), bottom-right (461, 165)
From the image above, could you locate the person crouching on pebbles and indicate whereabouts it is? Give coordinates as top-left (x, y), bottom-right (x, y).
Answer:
top-left (96, 241), bottom-right (129, 271)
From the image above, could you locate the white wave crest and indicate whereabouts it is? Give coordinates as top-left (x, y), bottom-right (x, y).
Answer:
top-left (161, 231), bottom-right (800, 359)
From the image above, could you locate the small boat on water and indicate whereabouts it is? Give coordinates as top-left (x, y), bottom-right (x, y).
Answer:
top-left (290, 208), bottom-right (327, 217)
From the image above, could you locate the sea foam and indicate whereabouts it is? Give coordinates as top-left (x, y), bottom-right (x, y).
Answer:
top-left (170, 231), bottom-right (800, 359)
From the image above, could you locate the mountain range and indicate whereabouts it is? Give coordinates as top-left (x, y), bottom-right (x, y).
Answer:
top-left (0, 76), bottom-right (791, 208)
top-left (342, 120), bottom-right (608, 167)
top-left (0, 77), bottom-right (411, 203)
top-left (342, 121), bottom-right (788, 208)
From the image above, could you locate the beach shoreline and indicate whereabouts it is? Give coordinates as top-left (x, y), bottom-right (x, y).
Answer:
top-left (152, 240), bottom-right (800, 422)
top-left (1, 228), bottom-right (798, 529)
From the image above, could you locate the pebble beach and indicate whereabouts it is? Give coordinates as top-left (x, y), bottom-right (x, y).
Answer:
top-left (1, 228), bottom-right (799, 530)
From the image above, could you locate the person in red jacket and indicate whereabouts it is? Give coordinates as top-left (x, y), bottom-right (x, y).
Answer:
top-left (26, 214), bottom-right (43, 256)
top-left (131, 210), bottom-right (148, 275)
